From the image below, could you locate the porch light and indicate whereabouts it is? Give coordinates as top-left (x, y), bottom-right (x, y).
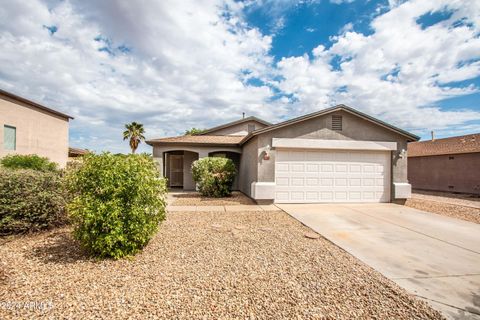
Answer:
top-left (263, 144), bottom-right (271, 160)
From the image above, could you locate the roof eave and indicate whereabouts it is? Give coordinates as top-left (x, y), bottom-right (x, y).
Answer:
top-left (241, 105), bottom-right (420, 144)
top-left (146, 141), bottom-right (240, 147)
top-left (200, 116), bottom-right (272, 135)
top-left (0, 89), bottom-right (74, 120)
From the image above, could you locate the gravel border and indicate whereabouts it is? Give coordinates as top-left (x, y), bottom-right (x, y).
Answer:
top-left (170, 191), bottom-right (256, 206)
top-left (0, 211), bottom-right (443, 319)
top-left (406, 198), bottom-right (480, 224)
top-left (412, 190), bottom-right (480, 209)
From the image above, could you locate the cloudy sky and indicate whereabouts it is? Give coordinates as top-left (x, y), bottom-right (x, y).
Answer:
top-left (1, 0), bottom-right (479, 153)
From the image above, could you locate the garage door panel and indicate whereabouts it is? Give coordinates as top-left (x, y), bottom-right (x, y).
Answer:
top-left (276, 177), bottom-right (289, 186)
top-left (335, 178), bottom-right (348, 186)
top-left (291, 177), bottom-right (304, 186)
top-left (275, 149), bottom-right (390, 203)
top-left (321, 164), bottom-right (334, 172)
top-left (276, 163), bottom-right (289, 172)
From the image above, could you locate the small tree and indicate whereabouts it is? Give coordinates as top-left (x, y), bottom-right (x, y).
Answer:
top-left (192, 157), bottom-right (236, 197)
top-left (123, 122), bottom-right (145, 154)
top-left (185, 127), bottom-right (206, 135)
top-left (66, 153), bottom-right (167, 259)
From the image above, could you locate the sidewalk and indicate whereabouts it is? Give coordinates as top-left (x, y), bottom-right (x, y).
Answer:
top-left (166, 190), bottom-right (282, 212)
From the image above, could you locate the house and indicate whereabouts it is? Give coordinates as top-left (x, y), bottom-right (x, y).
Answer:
top-left (408, 133), bottom-right (480, 195)
top-left (68, 147), bottom-right (89, 161)
top-left (0, 89), bottom-right (73, 167)
top-left (147, 105), bottom-right (419, 203)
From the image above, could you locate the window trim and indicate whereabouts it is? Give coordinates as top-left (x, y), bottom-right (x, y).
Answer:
top-left (3, 125), bottom-right (16, 151)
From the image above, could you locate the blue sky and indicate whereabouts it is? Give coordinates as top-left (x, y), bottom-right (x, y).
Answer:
top-left (244, 0), bottom-right (480, 128)
top-left (0, 0), bottom-right (479, 153)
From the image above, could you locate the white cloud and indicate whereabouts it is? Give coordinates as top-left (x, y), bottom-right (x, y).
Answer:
top-left (330, 0), bottom-right (355, 4)
top-left (0, 0), bottom-right (283, 153)
top-left (0, 0), bottom-right (479, 155)
top-left (277, 0), bottom-right (480, 134)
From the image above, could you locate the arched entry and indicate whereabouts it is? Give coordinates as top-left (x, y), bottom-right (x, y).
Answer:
top-left (164, 150), bottom-right (199, 190)
top-left (208, 151), bottom-right (241, 190)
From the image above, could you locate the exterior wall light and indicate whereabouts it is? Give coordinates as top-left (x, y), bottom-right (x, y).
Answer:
top-left (263, 144), bottom-right (271, 160)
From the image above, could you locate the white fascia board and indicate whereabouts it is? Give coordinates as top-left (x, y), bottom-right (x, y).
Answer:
top-left (272, 138), bottom-right (397, 151)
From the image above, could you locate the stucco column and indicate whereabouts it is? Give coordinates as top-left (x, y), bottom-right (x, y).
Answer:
top-left (153, 152), bottom-right (164, 177)
top-left (198, 150), bottom-right (209, 158)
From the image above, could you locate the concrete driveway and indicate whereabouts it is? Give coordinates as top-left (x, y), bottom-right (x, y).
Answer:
top-left (277, 203), bottom-right (480, 320)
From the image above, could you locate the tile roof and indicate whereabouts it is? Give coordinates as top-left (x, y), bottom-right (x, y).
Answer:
top-left (68, 147), bottom-right (89, 156)
top-left (146, 135), bottom-right (244, 145)
top-left (408, 133), bottom-right (480, 157)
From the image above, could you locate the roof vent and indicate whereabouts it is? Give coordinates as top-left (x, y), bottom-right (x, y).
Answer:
top-left (332, 115), bottom-right (342, 131)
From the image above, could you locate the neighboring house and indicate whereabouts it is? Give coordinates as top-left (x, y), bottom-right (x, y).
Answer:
top-left (147, 105), bottom-right (419, 203)
top-left (408, 133), bottom-right (480, 195)
top-left (0, 89), bottom-right (73, 167)
top-left (68, 147), bottom-right (89, 161)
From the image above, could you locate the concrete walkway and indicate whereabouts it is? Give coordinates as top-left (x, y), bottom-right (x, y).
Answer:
top-left (166, 190), bottom-right (281, 212)
top-left (167, 204), bottom-right (281, 212)
top-left (277, 203), bottom-right (480, 320)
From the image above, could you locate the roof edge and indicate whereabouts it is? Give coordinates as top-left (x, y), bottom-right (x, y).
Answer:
top-left (240, 104), bottom-right (420, 144)
top-left (0, 89), bottom-right (74, 120)
top-left (146, 141), bottom-right (241, 147)
top-left (200, 116), bottom-right (272, 135)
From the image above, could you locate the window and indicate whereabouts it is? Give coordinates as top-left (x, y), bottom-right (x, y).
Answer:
top-left (4, 125), bottom-right (16, 150)
top-left (332, 115), bottom-right (342, 131)
top-left (248, 124), bottom-right (255, 133)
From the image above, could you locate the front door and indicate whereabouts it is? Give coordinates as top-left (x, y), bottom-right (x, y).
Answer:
top-left (169, 155), bottom-right (184, 187)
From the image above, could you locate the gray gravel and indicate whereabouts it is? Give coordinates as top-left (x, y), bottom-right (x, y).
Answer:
top-left (406, 198), bottom-right (480, 224)
top-left (0, 211), bottom-right (443, 319)
top-left (412, 190), bottom-right (480, 208)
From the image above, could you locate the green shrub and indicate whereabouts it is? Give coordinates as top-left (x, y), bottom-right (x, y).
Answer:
top-left (0, 169), bottom-right (67, 235)
top-left (192, 157), bottom-right (236, 197)
top-left (66, 153), bottom-right (167, 259)
top-left (1, 154), bottom-right (58, 172)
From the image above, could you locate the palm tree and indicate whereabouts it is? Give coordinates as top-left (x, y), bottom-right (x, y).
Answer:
top-left (123, 122), bottom-right (145, 154)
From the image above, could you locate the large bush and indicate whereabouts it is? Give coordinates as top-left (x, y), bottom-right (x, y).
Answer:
top-left (1, 154), bottom-right (58, 172)
top-left (192, 157), bottom-right (236, 197)
top-left (67, 153), bottom-right (167, 259)
top-left (0, 169), bottom-right (67, 235)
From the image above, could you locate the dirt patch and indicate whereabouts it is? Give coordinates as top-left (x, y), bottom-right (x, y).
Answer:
top-left (406, 198), bottom-right (480, 224)
top-left (0, 211), bottom-right (443, 319)
top-left (170, 191), bottom-right (255, 206)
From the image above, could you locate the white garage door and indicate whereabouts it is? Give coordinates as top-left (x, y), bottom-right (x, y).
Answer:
top-left (275, 149), bottom-right (391, 203)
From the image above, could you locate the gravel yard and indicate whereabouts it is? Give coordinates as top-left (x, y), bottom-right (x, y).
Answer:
top-left (406, 191), bottom-right (480, 224)
top-left (412, 190), bottom-right (480, 208)
top-left (0, 211), bottom-right (443, 319)
top-left (405, 198), bottom-right (480, 224)
top-left (170, 191), bottom-right (256, 206)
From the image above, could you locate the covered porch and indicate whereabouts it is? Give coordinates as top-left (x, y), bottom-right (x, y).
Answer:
top-left (151, 144), bottom-right (242, 191)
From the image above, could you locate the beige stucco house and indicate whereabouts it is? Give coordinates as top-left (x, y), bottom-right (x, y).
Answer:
top-left (148, 105), bottom-right (419, 204)
top-left (0, 89), bottom-right (73, 167)
top-left (408, 133), bottom-right (480, 195)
